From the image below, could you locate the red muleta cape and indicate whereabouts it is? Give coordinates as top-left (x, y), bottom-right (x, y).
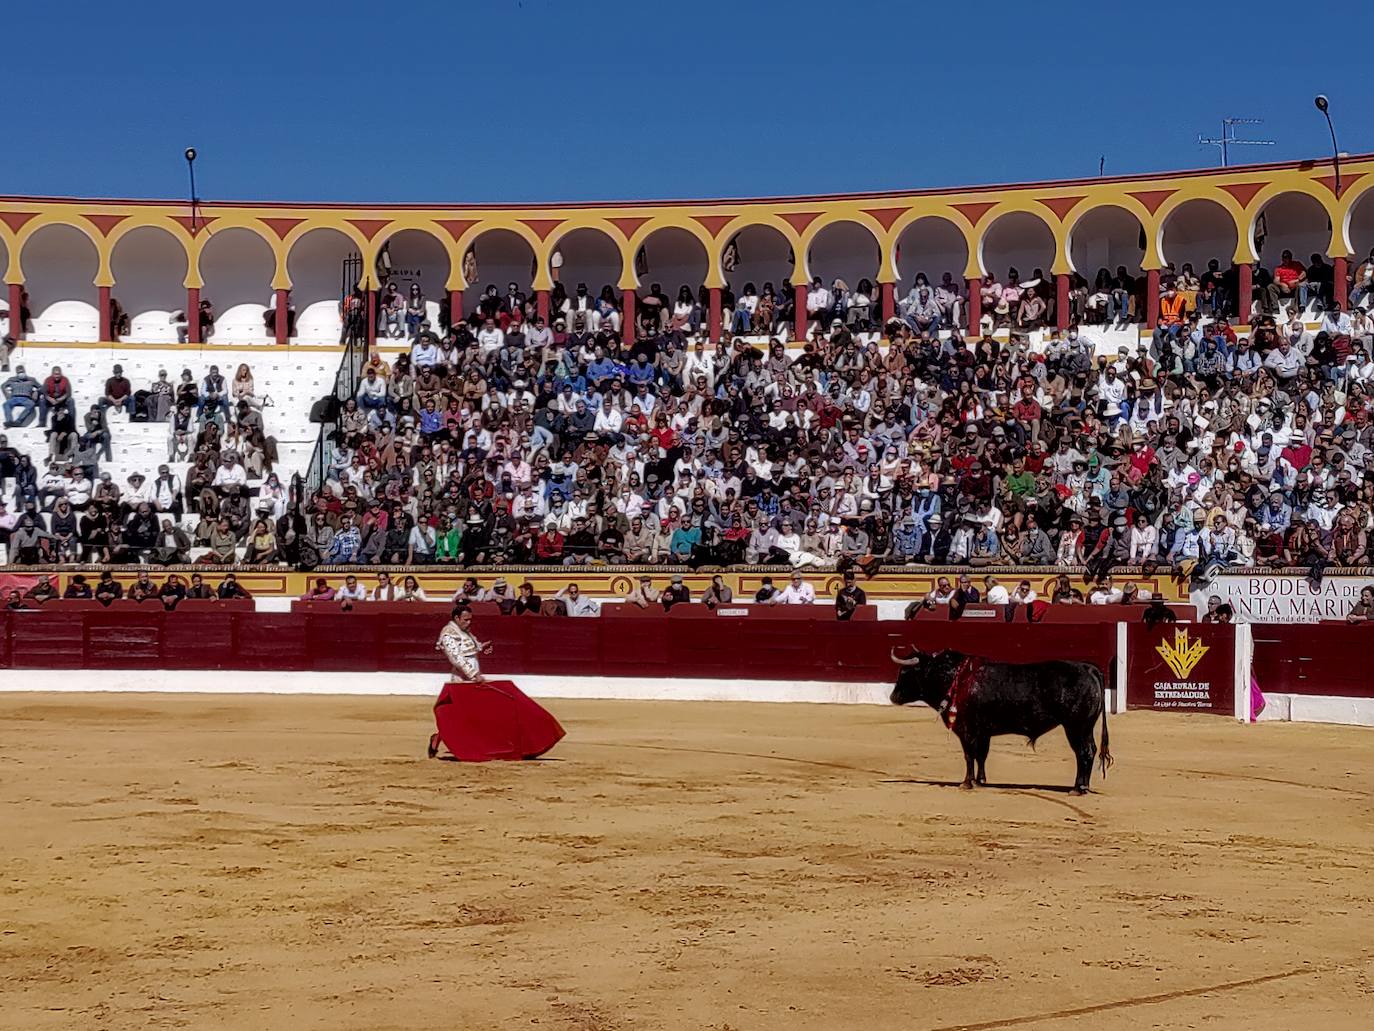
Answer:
top-left (433, 680), bottom-right (566, 761)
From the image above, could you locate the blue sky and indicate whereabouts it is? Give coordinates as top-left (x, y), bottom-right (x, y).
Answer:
top-left (8, 1), bottom-right (1366, 204)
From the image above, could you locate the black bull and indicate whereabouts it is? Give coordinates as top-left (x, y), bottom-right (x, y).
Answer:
top-left (890, 649), bottom-right (1113, 794)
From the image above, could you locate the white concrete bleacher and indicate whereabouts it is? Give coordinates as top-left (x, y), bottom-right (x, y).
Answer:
top-left (5, 344), bottom-right (339, 523)
top-left (28, 301), bottom-right (100, 343)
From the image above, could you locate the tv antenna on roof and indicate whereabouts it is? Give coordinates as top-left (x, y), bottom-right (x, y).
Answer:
top-left (1198, 118), bottom-right (1274, 167)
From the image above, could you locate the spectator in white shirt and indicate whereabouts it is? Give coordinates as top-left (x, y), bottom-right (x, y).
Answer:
top-left (804, 276), bottom-right (831, 334)
top-left (1263, 339), bottom-right (1304, 384)
top-left (1128, 512), bottom-right (1158, 563)
top-left (211, 454), bottom-right (247, 488)
top-left (336, 575), bottom-right (367, 603)
top-left (772, 571), bottom-right (816, 605)
top-left (1089, 576), bottom-right (1125, 604)
top-left (1319, 302), bottom-right (1353, 339)
top-left (476, 317), bottom-right (505, 353)
top-left (983, 575), bottom-right (1010, 605)
top-left (555, 583), bottom-right (600, 617)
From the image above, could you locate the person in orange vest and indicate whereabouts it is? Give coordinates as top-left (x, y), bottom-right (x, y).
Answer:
top-left (1152, 284), bottom-right (1188, 349)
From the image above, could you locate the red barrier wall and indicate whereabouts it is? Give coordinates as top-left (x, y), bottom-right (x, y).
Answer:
top-left (1251, 624), bottom-right (1374, 698)
top-left (0, 609), bottom-right (1117, 684)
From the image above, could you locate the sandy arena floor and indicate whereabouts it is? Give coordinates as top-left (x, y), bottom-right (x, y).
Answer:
top-left (2, 693), bottom-right (1373, 1031)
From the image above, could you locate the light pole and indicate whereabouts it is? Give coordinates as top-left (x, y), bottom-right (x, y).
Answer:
top-left (1314, 96), bottom-right (1341, 196)
top-left (184, 147), bottom-right (200, 234)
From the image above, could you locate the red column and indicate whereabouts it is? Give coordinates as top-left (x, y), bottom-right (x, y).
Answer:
top-left (6, 283), bottom-right (21, 340)
top-left (448, 289), bottom-right (462, 332)
top-left (880, 282), bottom-right (895, 325)
top-left (622, 289), bottom-right (636, 346)
top-left (966, 278), bottom-right (981, 335)
top-left (274, 289), bottom-right (289, 345)
top-left (366, 288), bottom-right (378, 347)
top-left (187, 287), bottom-right (201, 344)
top-left (536, 289), bottom-right (550, 325)
top-left (1145, 269), bottom-right (1160, 329)
top-left (1055, 274), bottom-right (1070, 330)
top-left (793, 283), bottom-right (808, 340)
top-left (708, 287), bottom-right (722, 341)
top-left (98, 286), bottom-right (112, 341)
top-left (1236, 263), bottom-right (1253, 325)
top-left (1334, 256), bottom-right (1349, 309)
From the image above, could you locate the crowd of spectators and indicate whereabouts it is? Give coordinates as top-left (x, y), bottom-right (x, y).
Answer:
top-left (0, 361), bottom-right (282, 564)
top-left (5, 247), bottom-right (1374, 589)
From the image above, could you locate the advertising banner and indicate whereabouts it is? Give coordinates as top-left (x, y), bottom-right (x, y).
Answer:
top-left (1194, 574), bottom-right (1374, 624)
top-left (1127, 623), bottom-right (1236, 715)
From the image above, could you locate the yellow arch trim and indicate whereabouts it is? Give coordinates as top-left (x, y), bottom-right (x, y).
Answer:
top-left (887, 210), bottom-right (975, 283)
top-left (1062, 199), bottom-right (1154, 274)
top-left (448, 220), bottom-right (546, 292)
top-left (711, 213), bottom-right (803, 288)
top-left (192, 220), bottom-right (282, 291)
top-left (1248, 183), bottom-right (1344, 260)
top-left (106, 220), bottom-right (194, 290)
top-left (798, 211), bottom-right (889, 285)
top-left (1154, 189), bottom-right (1249, 266)
top-left (624, 218), bottom-right (717, 290)
top-left (1335, 174), bottom-right (1374, 257)
top-left (12, 214), bottom-right (105, 287)
top-left (281, 221), bottom-right (374, 288)
top-left (541, 218), bottom-right (629, 291)
top-left (364, 220), bottom-right (460, 291)
top-left (975, 203), bottom-right (1057, 280)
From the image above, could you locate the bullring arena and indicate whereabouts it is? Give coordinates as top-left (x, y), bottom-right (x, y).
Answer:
top-left (6, 149), bottom-right (1374, 1029)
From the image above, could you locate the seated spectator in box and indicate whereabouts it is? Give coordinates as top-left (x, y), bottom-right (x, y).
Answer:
top-left (336, 574), bottom-right (366, 604)
top-left (771, 570), bottom-right (815, 605)
top-left (625, 574), bottom-right (660, 608)
top-left (24, 574), bottom-right (58, 604)
top-left (63, 573), bottom-right (93, 599)
top-left (216, 574), bottom-right (253, 601)
top-left (159, 574), bottom-right (188, 610)
top-left (1347, 586), bottom-right (1374, 624)
top-left (702, 574), bottom-right (733, 610)
top-left (555, 582), bottom-right (599, 617)
top-left (398, 575), bottom-right (428, 602)
top-left (127, 570), bottom-right (158, 602)
top-left (661, 573), bottom-right (691, 610)
top-left (514, 581), bottom-right (542, 614)
top-left (94, 571), bottom-right (123, 604)
top-left (186, 573), bottom-right (214, 599)
top-left (1088, 575), bottom-right (1124, 604)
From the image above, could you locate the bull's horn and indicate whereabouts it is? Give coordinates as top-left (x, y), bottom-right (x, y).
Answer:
top-left (890, 648), bottom-right (920, 667)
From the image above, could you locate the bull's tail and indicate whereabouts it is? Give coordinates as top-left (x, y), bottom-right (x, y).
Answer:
top-left (1098, 666), bottom-right (1114, 777)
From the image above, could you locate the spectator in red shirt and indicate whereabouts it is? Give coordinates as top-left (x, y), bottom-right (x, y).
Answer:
top-left (1265, 249), bottom-right (1307, 315)
top-left (39, 366), bottom-right (75, 428)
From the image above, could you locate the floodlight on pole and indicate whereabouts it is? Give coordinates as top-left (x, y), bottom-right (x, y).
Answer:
top-left (184, 148), bottom-right (200, 234)
top-left (1315, 95), bottom-right (1341, 196)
